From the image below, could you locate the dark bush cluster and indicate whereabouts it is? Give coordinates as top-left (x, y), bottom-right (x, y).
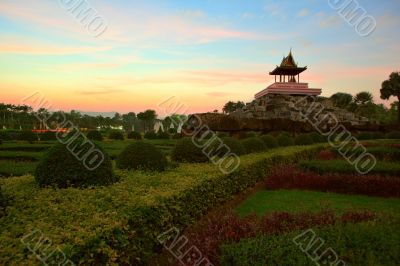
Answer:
top-left (116, 142), bottom-right (167, 171)
top-left (171, 137), bottom-right (209, 163)
top-left (241, 137), bottom-right (266, 154)
top-left (87, 130), bottom-right (103, 141)
top-left (276, 133), bottom-right (294, 147)
top-left (144, 131), bottom-right (158, 139)
top-left (260, 135), bottom-right (278, 148)
top-left (157, 131), bottom-right (170, 139)
top-left (213, 137), bottom-right (245, 156)
top-left (266, 165), bottom-right (400, 198)
top-left (34, 139), bottom-right (116, 188)
top-left (18, 131), bottom-right (38, 142)
top-left (108, 130), bottom-right (124, 140)
top-left (127, 131), bottom-right (142, 140)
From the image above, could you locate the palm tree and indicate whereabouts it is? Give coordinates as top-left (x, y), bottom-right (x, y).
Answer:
top-left (380, 72), bottom-right (400, 123)
top-left (353, 92), bottom-right (373, 105)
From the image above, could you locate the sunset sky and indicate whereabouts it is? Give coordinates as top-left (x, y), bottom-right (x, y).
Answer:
top-left (1, 0), bottom-right (399, 115)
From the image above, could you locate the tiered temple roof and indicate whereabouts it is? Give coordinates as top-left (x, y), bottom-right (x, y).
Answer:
top-left (255, 50), bottom-right (321, 98)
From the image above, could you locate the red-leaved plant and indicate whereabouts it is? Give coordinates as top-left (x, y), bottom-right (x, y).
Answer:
top-left (266, 165), bottom-right (400, 198)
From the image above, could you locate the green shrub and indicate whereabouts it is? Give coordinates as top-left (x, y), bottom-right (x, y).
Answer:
top-left (277, 133), bottom-right (294, 147)
top-left (241, 137), bottom-right (266, 154)
top-left (0, 139), bottom-right (2, 145)
top-left (157, 131), bottom-right (170, 139)
top-left (309, 132), bottom-right (326, 143)
top-left (18, 131), bottom-right (38, 142)
top-left (386, 131), bottom-right (400, 139)
top-left (39, 131), bottom-right (57, 141)
top-left (294, 133), bottom-right (314, 145)
top-left (108, 130), bottom-right (124, 140)
top-left (260, 135), bottom-right (278, 148)
top-left (144, 131), bottom-right (158, 139)
top-left (212, 137), bottom-right (245, 156)
top-left (127, 131), bottom-right (142, 140)
top-left (116, 142), bottom-right (167, 171)
top-left (171, 137), bottom-right (209, 163)
top-left (34, 139), bottom-right (117, 188)
top-left (87, 130), bottom-right (103, 141)
top-left (244, 131), bottom-right (257, 138)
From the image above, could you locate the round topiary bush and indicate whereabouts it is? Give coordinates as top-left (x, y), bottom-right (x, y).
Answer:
top-left (260, 135), bottom-right (278, 148)
top-left (214, 137), bottom-right (245, 156)
top-left (18, 130), bottom-right (38, 142)
top-left (144, 131), bottom-right (158, 139)
top-left (127, 131), bottom-right (142, 140)
top-left (171, 137), bottom-right (209, 163)
top-left (108, 130), bottom-right (124, 140)
top-left (157, 131), bottom-right (170, 139)
top-left (244, 131), bottom-right (257, 139)
top-left (87, 130), bottom-right (103, 141)
top-left (386, 131), bottom-right (400, 139)
top-left (277, 133), bottom-right (294, 147)
top-left (241, 137), bottom-right (267, 154)
top-left (34, 139), bottom-right (116, 188)
top-left (39, 131), bottom-right (57, 141)
top-left (294, 133), bottom-right (314, 145)
top-left (116, 142), bottom-right (167, 171)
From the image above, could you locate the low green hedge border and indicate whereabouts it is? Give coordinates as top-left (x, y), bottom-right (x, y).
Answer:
top-left (0, 144), bottom-right (326, 265)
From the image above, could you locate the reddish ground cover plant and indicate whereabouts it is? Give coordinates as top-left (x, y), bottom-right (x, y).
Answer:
top-left (316, 150), bottom-right (335, 160)
top-left (266, 166), bottom-right (400, 198)
top-left (183, 210), bottom-right (375, 264)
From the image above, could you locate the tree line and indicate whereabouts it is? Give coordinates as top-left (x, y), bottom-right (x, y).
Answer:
top-left (0, 105), bottom-right (186, 133)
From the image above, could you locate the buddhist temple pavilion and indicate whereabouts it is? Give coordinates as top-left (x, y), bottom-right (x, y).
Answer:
top-left (255, 50), bottom-right (321, 98)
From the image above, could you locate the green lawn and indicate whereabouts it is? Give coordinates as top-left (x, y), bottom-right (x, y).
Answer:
top-left (235, 189), bottom-right (400, 217)
top-left (219, 218), bottom-right (400, 266)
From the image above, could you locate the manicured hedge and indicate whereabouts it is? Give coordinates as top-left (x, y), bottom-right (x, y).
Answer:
top-left (144, 131), bottom-right (158, 139)
top-left (127, 131), bottom-right (142, 140)
top-left (34, 139), bottom-right (117, 188)
top-left (18, 131), bottom-right (38, 142)
top-left (171, 137), bottom-right (209, 163)
top-left (260, 135), bottom-right (278, 148)
top-left (116, 142), bottom-right (167, 171)
top-left (277, 133), bottom-right (294, 147)
top-left (0, 144), bottom-right (325, 265)
top-left (87, 130), bottom-right (103, 141)
top-left (108, 130), bottom-right (124, 140)
top-left (241, 137), bottom-right (266, 154)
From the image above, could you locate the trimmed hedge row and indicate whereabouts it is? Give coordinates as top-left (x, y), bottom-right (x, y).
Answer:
top-left (0, 144), bottom-right (326, 265)
top-left (91, 144), bottom-right (326, 264)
